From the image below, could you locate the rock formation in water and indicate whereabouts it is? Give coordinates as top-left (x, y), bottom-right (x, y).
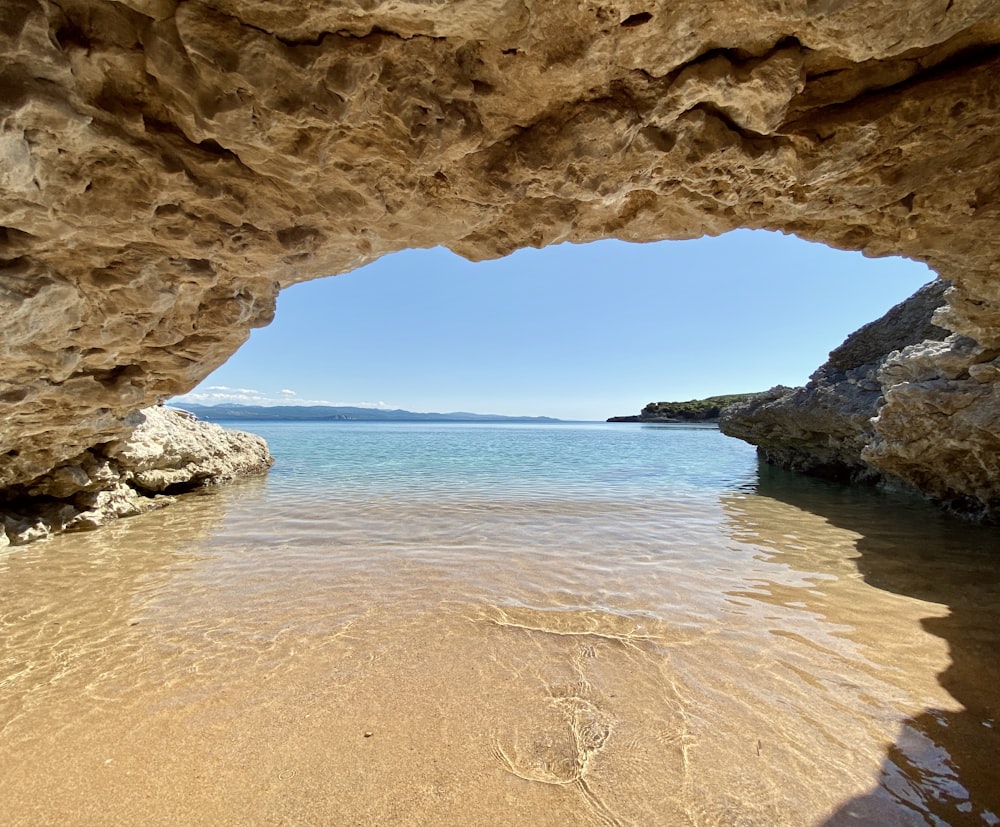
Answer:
top-left (720, 281), bottom-right (952, 479)
top-left (0, 406), bottom-right (272, 546)
top-left (2, 0), bottom-right (1000, 523)
top-left (723, 278), bottom-right (1000, 519)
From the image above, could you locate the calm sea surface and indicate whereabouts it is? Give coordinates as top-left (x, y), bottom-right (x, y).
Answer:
top-left (1, 421), bottom-right (999, 826)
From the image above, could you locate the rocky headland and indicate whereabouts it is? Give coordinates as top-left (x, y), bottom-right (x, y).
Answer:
top-left (3, 0), bottom-right (1000, 530)
top-left (720, 279), bottom-right (1000, 520)
top-left (0, 406), bottom-right (272, 547)
top-left (608, 394), bottom-right (758, 423)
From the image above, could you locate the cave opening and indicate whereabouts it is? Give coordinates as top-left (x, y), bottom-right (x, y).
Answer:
top-left (173, 229), bottom-right (933, 423)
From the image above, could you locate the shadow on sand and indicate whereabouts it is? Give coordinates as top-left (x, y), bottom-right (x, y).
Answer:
top-left (737, 462), bottom-right (1000, 826)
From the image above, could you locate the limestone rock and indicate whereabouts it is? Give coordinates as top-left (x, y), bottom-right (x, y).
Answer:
top-left (863, 338), bottom-right (1000, 517)
top-left (2, 0), bottom-right (1000, 519)
top-left (64, 481), bottom-right (171, 533)
top-left (720, 280), bottom-right (1000, 517)
top-left (0, 406), bottom-right (271, 546)
top-left (108, 405), bottom-right (273, 492)
top-left (720, 381), bottom-right (879, 482)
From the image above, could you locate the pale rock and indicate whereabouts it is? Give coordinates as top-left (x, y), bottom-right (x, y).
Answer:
top-left (66, 482), bottom-right (172, 531)
top-left (879, 336), bottom-right (998, 385)
top-left (0, 407), bottom-right (271, 546)
top-left (109, 406), bottom-right (273, 493)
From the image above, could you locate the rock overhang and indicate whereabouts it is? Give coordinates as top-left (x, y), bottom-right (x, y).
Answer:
top-left (2, 0), bottom-right (1000, 517)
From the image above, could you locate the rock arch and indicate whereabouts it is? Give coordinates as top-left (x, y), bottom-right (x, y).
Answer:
top-left (2, 0), bottom-right (1000, 518)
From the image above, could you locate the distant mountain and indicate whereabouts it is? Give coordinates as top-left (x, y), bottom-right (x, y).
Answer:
top-left (167, 403), bottom-right (563, 423)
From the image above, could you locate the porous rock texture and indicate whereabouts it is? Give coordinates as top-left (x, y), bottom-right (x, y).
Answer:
top-left (0, 405), bottom-right (272, 546)
top-left (3, 0), bottom-right (1000, 524)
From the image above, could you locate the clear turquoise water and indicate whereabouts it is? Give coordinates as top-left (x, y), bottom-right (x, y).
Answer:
top-left (2, 421), bottom-right (999, 826)
top-left (254, 420), bottom-right (757, 501)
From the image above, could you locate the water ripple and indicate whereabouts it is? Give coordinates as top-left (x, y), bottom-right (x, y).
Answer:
top-left (1, 422), bottom-right (999, 825)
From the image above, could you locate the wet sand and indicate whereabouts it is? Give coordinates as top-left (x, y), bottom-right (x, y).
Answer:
top-left (1, 468), bottom-right (998, 826)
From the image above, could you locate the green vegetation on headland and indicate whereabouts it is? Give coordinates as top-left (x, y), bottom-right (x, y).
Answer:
top-left (607, 393), bottom-right (758, 423)
top-left (169, 403), bottom-right (562, 423)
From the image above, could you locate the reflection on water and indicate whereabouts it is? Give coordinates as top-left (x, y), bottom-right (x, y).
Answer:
top-left (0, 424), bottom-right (998, 826)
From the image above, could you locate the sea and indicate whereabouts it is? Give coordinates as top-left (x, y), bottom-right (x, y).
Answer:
top-left (1, 420), bottom-right (998, 826)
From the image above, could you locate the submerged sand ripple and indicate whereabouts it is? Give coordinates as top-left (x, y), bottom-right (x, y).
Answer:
top-left (1, 476), bottom-right (999, 824)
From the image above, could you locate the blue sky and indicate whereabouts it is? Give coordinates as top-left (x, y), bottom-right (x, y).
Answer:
top-left (172, 230), bottom-right (934, 421)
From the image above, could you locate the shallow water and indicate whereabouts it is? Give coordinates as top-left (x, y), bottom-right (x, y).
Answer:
top-left (1, 422), bottom-right (998, 825)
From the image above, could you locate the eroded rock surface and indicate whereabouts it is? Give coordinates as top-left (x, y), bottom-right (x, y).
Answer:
top-left (720, 283), bottom-right (941, 478)
top-left (2, 0), bottom-right (1000, 518)
top-left (0, 406), bottom-right (272, 546)
top-left (721, 280), bottom-right (1000, 519)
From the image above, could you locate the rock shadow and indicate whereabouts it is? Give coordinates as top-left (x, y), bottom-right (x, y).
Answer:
top-left (737, 462), bottom-right (1000, 826)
